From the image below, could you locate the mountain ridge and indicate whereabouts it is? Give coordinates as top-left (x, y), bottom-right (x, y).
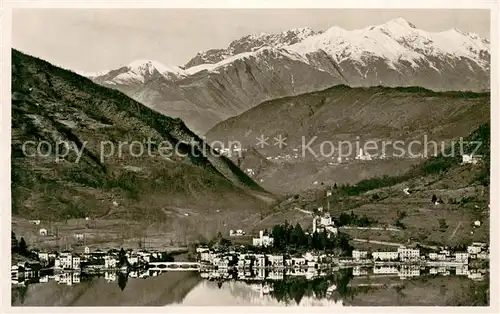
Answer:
top-left (85, 17), bottom-right (490, 134)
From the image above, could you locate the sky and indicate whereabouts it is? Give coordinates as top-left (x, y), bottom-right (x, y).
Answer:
top-left (12, 9), bottom-right (491, 73)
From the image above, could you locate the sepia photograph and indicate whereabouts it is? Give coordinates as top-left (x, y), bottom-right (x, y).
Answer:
top-left (6, 5), bottom-right (494, 308)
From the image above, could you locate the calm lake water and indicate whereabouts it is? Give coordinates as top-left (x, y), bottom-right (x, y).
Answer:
top-left (12, 266), bottom-right (488, 306)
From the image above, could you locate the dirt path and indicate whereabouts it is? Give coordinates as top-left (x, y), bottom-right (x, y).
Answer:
top-left (340, 226), bottom-right (402, 232)
top-left (449, 221), bottom-right (463, 240)
top-left (293, 207), bottom-right (313, 215)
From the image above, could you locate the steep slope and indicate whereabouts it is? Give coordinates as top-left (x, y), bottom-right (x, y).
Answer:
top-left (206, 85), bottom-right (489, 193)
top-left (11, 49), bottom-right (273, 233)
top-left (88, 18), bottom-right (489, 134)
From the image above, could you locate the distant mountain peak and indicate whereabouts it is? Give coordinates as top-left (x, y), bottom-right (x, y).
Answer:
top-left (184, 26), bottom-right (321, 68)
top-left (385, 17), bottom-right (417, 29)
top-left (126, 59), bottom-right (186, 77)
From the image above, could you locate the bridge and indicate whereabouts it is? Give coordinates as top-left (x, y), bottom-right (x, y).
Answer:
top-left (148, 261), bottom-right (201, 272)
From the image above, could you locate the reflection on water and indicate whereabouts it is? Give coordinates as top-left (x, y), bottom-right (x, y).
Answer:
top-left (12, 265), bottom-right (488, 306)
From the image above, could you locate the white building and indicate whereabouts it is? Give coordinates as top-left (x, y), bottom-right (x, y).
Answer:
top-left (352, 250), bottom-right (368, 260)
top-left (200, 251), bottom-right (213, 262)
top-left (254, 254), bottom-right (266, 268)
top-left (84, 246), bottom-right (90, 254)
top-left (72, 257), bottom-right (81, 270)
top-left (455, 252), bottom-right (469, 263)
top-left (461, 154), bottom-right (482, 165)
top-left (127, 255), bottom-right (139, 266)
top-left (39, 228), bottom-right (48, 236)
top-left (37, 252), bottom-right (49, 263)
top-left (373, 251), bottom-right (399, 261)
top-left (55, 252), bottom-right (80, 270)
top-left (229, 229), bottom-right (245, 237)
top-left (313, 213), bottom-right (337, 237)
top-left (289, 257), bottom-right (307, 267)
top-left (268, 255), bottom-right (284, 267)
top-left (74, 233), bottom-right (84, 241)
top-left (436, 254), bottom-right (448, 261)
top-left (253, 230), bottom-right (274, 247)
top-left (104, 256), bottom-right (118, 269)
top-left (398, 247), bottom-right (420, 261)
top-left (467, 245), bottom-right (482, 254)
top-left (456, 266), bottom-right (469, 276)
top-left (429, 252), bottom-right (438, 260)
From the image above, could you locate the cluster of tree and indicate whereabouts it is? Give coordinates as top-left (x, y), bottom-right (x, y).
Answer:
top-left (270, 222), bottom-right (353, 256)
top-left (271, 223), bottom-right (308, 250)
top-left (337, 175), bottom-right (404, 196)
top-left (337, 211), bottom-right (376, 227)
top-left (11, 231), bottom-right (37, 259)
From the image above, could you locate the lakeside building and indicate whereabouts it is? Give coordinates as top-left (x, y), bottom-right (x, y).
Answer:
top-left (455, 252), bottom-right (469, 263)
top-left (253, 230), bottom-right (274, 247)
top-left (55, 252), bottom-right (80, 270)
top-left (268, 255), bottom-right (284, 267)
top-left (397, 246), bottom-right (420, 261)
top-left (352, 250), bottom-right (368, 260)
top-left (104, 256), bottom-right (118, 269)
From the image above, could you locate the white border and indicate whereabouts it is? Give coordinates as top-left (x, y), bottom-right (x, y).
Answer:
top-left (1, 1), bottom-right (498, 313)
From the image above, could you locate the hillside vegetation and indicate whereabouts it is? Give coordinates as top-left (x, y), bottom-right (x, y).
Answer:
top-left (253, 123), bottom-right (490, 248)
top-left (206, 84), bottom-right (489, 194)
top-left (11, 49), bottom-right (275, 242)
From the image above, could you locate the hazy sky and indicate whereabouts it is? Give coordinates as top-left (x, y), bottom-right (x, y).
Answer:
top-left (12, 9), bottom-right (490, 73)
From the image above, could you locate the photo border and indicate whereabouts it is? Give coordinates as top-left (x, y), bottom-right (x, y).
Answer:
top-left (1, 1), bottom-right (498, 313)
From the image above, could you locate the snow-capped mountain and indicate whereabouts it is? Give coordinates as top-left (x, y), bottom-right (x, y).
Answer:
top-left (288, 18), bottom-right (489, 69)
top-left (87, 18), bottom-right (490, 134)
top-left (184, 27), bottom-right (321, 68)
top-left (90, 59), bottom-right (186, 93)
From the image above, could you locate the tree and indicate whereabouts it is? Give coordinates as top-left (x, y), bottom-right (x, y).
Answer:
top-left (432, 194), bottom-right (438, 203)
top-left (19, 237), bottom-right (28, 255)
top-left (333, 183), bottom-right (338, 189)
top-left (118, 248), bottom-right (128, 268)
top-left (291, 223), bottom-right (305, 247)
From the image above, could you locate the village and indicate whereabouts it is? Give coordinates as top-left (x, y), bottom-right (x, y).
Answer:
top-left (11, 150), bottom-right (488, 288)
top-left (12, 209), bottom-right (489, 288)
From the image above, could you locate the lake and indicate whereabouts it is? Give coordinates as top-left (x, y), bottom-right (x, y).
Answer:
top-left (11, 266), bottom-right (489, 306)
